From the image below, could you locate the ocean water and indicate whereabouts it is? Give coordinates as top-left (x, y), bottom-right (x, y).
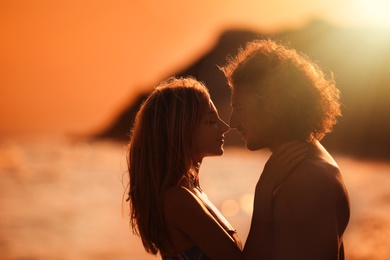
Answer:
top-left (0, 135), bottom-right (389, 260)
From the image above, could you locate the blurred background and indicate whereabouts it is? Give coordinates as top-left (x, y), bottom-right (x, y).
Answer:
top-left (1, 0), bottom-right (390, 259)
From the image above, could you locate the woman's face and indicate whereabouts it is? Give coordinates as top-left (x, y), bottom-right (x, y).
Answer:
top-left (194, 100), bottom-right (230, 162)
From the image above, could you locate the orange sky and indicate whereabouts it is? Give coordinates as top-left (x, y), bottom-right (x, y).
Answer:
top-left (1, 0), bottom-right (390, 135)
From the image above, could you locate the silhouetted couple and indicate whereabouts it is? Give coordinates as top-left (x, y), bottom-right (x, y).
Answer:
top-left (126, 39), bottom-right (350, 260)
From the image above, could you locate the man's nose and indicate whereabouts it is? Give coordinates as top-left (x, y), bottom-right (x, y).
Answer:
top-left (229, 112), bottom-right (238, 129)
top-left (219, 119), bottom-right (230, 134)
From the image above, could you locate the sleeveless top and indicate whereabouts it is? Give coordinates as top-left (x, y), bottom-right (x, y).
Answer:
top-left (162, 188), bottom-right (241, 260)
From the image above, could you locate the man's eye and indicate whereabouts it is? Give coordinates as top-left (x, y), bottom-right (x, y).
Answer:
top-left (234, 108), bottom-right (242, 114)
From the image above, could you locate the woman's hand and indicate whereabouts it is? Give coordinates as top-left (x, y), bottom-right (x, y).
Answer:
top-left (258, 141), bottom-right (308, 194)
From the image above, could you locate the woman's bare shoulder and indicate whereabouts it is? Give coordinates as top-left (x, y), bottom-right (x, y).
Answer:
top-left (165, 186), bottom-right (196, 205)
top-left (164, 186), bottom-right (207, 219)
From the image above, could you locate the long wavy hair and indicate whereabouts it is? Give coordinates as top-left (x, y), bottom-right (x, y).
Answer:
top-left (127, 77), bottom-right (211, 256)
top-left (221, 39), bottom-right (341, 142)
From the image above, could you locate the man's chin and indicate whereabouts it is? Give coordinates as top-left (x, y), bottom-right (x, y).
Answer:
top-left (245, 140), bottom-right (268, 151)
top-left (245, 141), bottom-right (263, 151)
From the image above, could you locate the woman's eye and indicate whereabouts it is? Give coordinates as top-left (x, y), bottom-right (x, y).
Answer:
top-left (207, 116), bottom-right (218, 124)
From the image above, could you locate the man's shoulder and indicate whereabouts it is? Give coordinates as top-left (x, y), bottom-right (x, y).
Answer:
top-left (285, 159), bottom-right (339, 193)
top-left (297, 157), bottom-right (340, 181)
top-left (290, 141), bottom-right (342, 186)
top-left (277, 150), bottom-right (344, 208)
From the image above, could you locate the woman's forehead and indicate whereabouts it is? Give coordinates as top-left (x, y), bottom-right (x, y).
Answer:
top-left (208, 99), bottom-right (218, 112)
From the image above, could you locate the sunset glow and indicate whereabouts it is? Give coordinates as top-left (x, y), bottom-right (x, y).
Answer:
top-left (353, 0), bottom-right (390, 27)
top-left (1, 0), bottom-right (390, 134)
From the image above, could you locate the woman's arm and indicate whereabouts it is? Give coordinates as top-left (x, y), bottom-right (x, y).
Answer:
top-left (164, 186), bottom-right (242, 260)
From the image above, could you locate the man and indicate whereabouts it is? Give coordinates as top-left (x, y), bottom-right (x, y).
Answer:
top-left (222, 39), bottom-right (350, 260)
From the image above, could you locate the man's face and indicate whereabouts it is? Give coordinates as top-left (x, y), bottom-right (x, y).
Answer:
top-left (230, 84), bottom-right (276, 151)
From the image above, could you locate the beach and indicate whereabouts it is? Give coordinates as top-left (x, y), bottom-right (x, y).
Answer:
top-left (0, 135), bottom-right (389, 259)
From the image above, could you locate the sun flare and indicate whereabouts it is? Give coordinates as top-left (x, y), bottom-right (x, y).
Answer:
top-left (352, 0), bottom-right (390, 27)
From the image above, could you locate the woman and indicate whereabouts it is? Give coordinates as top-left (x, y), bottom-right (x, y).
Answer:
top-left (126, 76), bottom-right (306, 259)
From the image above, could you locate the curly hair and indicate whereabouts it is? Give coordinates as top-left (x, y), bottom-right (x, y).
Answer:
top-left (127, 77), bottom-right (211, 256)
top-left (221, 39), bottom-right (341, 142)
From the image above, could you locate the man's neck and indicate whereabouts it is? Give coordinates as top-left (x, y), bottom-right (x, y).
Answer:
top-left (268, 139), bottom-right (297, 154)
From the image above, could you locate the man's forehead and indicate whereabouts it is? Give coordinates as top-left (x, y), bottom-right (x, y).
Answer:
top-left (230, 85), bottom-right (255, 106)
